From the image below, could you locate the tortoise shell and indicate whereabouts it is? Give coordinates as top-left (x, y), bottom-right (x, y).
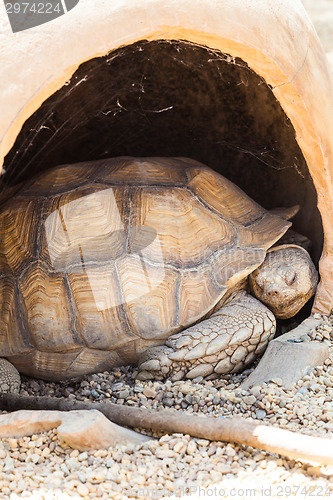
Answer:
top-left (0, 157), bottom-right (290, 380)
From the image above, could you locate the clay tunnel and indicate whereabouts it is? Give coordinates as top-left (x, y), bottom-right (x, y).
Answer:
top-left (1, 39), bottom-right (323, 273)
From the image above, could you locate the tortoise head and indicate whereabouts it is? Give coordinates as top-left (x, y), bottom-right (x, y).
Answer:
top-left (249, 245), bottom-right (318, 319)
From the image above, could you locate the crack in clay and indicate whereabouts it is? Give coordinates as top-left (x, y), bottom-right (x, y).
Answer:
top-left (271, 41), bottom-right (310, 90)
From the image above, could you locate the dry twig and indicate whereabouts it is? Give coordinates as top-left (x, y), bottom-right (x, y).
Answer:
top-left (0, 393), bottom-right (332, 466)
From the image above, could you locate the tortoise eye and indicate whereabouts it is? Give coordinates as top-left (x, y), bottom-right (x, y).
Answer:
top-left (285, 270), bottom-right (296, 286)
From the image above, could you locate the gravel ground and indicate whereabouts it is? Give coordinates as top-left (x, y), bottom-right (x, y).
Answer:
top-left (0, 315), bottom-right (331, 499)
top-left (1, 1), bottom-right (333, 499)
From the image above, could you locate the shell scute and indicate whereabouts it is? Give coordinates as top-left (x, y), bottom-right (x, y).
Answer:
top-left (21, 160), bottom-right (102, 197)
top-left (66, 263), bottom-right (134, 350)
top-left (18, 261), bottom-right (79, 352)
top-left (0, 275), bottom-right (30, 356)
top-left (0, 199), bottom-right (41, 275)
top-left (40, 186), bottom-right (129, 271)
top-left (211, 247), bottom-right (267, 289)
top-left (178, 264), bottom-right (226, 327)
top-left (117, 254), bottom-right (180, 340)
top-left (7, 349), bottom-right (82, 381)
top-left (8, 347), bottom-right (132, 381)
top-left (238, 214), bottom-right (291, 249)
top-left (129, 187), bottom-right (236, 268)
top-left (187, 166), bottom-right (265, 225)
top-left (94, 156), bottom-right (188, 186)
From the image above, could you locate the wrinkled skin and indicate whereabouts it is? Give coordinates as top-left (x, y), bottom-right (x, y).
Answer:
top-left (249, 245), bottom-right (318, 320)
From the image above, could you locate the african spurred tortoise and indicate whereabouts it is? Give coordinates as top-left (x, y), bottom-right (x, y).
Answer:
top-left (0, 157), bottom-right (317, 391)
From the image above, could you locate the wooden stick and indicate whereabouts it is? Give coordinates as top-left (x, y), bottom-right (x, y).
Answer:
top-left (0, 393), bottom-right (332, 465)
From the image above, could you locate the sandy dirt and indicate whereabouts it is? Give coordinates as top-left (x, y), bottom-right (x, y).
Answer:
top-left (302, 0), bottom-right (333, 67)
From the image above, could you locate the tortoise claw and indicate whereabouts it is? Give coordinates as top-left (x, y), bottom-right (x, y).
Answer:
top-left (138, 359), bottom-right (161, 372)
top-left (137, 346), bottom-right (174, 379)
top-left (135, 370), bottom-right (156, 381)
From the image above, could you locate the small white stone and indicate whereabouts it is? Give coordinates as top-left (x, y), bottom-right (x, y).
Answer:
top-left (186, 441), bottom-right (197, 454)
top-left (155, 449), bottom-right (175, 459)
top-left (77, 483), bottom-right (89, 497)
top-left (77, 452), bottom-right (88, 462)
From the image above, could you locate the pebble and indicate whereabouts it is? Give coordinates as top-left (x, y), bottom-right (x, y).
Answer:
top-left (163, 397), bottom-right (174, 406)
top-left (77, 483), bottom-right (89, 497)
top-left (255, 409), bottom-right (267, 420)
top-left (77, 452), bottom-right (88, 462)
top-left (118, 389), bottom-right (129, 399)
top-left (0, 315), bottom-right (333, 498)
top-left (297, 387), bottom-right (308, 395)
top-left (3, 457), bottom-right (14, 472)
top-left (186, 441), bottom-right (197, 454)
top-left (249, 385), bottom-right (261, 397)
top-left (143, 387), bottom-right (157, 398)
top-left (155, 448), bottom-right (175, 459)
top-left (7, 439), bottom-right (18, 450)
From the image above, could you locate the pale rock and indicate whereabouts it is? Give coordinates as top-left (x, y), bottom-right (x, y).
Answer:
top-left (143, 387), bottom-right (157, 398)
top-left (77, 452), bottom-right (88, 462)
top-left (155, 449), bottom-right (175, 459)
top-left (58, 410), bottom-right (153, 451)
top-left (242, 317), bottom-right (329, 390)
top-left (186, 441), bottom-right (198, 454)
top-left (0, 409), bottom-right (153, 451)
top-left (77, 483), bottom-right (90, 497)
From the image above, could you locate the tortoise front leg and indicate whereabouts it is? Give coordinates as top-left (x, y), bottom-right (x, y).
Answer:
top-left (137, 291), bottom-right (276, 381)
top-left (0, 359), bottom-right (21, 393)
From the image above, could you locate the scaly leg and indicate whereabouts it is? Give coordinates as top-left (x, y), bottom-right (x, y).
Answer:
top-left (0, 359), bottom-right (21, 393)
top-left (137, 291), bottom-right (276, 381)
